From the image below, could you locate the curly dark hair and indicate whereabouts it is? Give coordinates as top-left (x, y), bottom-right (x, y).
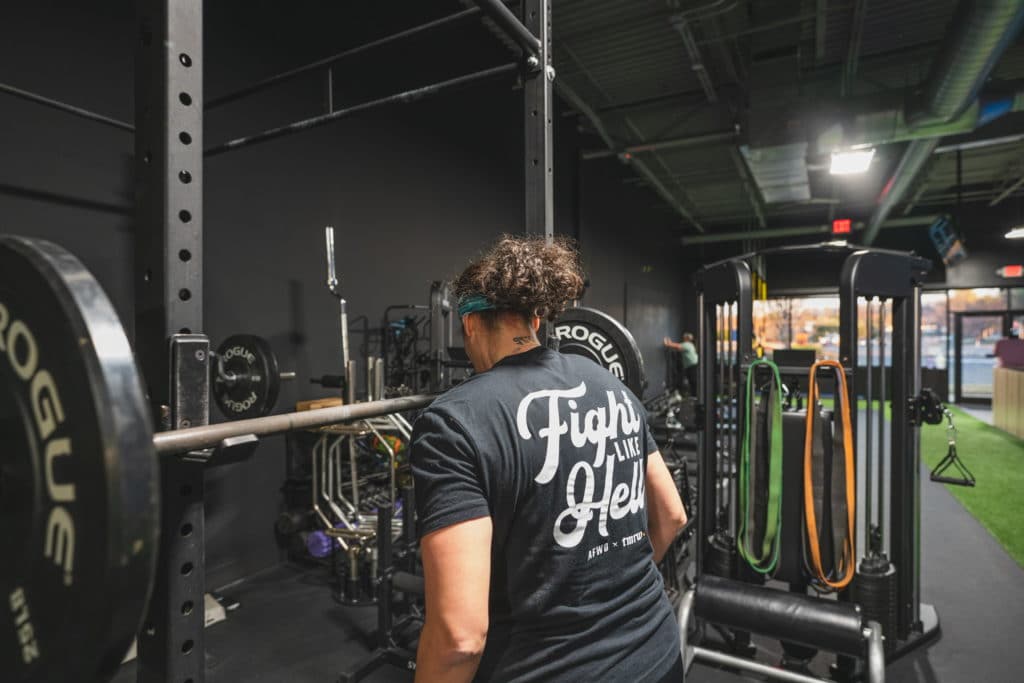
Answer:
top-left (452, 235), bottom-right (585, 321)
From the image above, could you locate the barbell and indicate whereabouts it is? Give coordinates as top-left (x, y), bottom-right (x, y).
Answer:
top-left (0, 236), bottom-right (437, 683)
top-left (0, 235), bottom-right (646, 683)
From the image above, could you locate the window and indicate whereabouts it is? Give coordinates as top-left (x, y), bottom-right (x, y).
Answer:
top-left (753, 296), bottom-right (839, 360)
top-left (948, 288), bottom-right (1005, 312)
top-left (921, 292), bottom-right (948, 370)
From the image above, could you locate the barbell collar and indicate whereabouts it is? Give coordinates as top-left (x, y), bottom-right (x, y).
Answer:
top-left (153, 393), bottom-right (436, 455)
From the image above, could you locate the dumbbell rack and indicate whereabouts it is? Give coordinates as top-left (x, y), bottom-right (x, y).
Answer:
top-left (692, 244), bottom-right (940, 681)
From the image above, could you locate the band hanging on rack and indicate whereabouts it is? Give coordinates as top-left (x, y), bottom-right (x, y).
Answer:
top-left (738, 358), bottom-right (784, 574)
top-left (803, 359), bottom-right (857, 591)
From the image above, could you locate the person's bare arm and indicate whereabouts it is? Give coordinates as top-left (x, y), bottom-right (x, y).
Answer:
top-left (415, 516), bottom-right (493, 683)
top-left (646, 450), bottom-right (687, 563)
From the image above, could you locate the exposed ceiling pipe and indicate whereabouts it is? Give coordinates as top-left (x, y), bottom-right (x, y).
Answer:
top-left (841, 0), bottom-right (868, 95)
top-left (906, 1), bottom-right (1024, 127)
top-left (865, 137), bottom-right (939, 238)
top-left (831, 84), bottom-right (1024, 149)
top-left (814, 0), bottom-right (828, 62)
top-left (861, 0), bottom-right (1024, 245)
top-left (581, 129), bottom-right (736, 160)
top-left (934, 132), bottom-right (1024, 153)
top-left (681, 214), bottom-right (939, 246)
top-left (668, 1), bottom-right (740, 104)
top-left (990, 174), bottom-right (1024, 206)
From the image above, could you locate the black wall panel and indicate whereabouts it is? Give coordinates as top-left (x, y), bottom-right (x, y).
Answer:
top-left (0, 2), bottom-right (691, 586)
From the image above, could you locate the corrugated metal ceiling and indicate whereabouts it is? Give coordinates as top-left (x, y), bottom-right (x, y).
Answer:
top-left (552, 0), bottom-right (1024, 236)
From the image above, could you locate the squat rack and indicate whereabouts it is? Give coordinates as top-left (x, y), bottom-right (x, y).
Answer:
top-left (692, 244), bottom-right (938, 679)
top-left (129, 1), bottom-right (555, 681)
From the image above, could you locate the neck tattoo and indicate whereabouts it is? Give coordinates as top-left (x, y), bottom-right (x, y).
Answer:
top-left (513, 335), bottom-right (533, 346)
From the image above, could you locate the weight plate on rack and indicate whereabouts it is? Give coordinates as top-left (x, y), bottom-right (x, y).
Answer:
top-left (0, 236), bottom-right (158, 683)
top-left (552, 307), bottom-right (647, 397)
top-left (213, 334), bottom-right (281, 419)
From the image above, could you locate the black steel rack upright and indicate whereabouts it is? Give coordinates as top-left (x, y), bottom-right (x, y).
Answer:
top-left (134, 1), bottom-right (207, 681)
top-left (694, 245), bottom-right (939, 666)
top-left (130, 1), bottom-right (555, 681)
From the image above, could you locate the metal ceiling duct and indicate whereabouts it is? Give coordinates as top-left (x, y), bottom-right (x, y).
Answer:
top-left (862, 0), bottom-right (1024, 245)
top-left (828, 84), bottom-right (1024, 149)
top-left (739, 143), bottom-right (812, 204)
top-left (907, 0), bottom-right (1024, 127)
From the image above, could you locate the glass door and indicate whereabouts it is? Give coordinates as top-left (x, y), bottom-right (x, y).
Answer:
top-left (955, 314), bottom-right (1003, 402)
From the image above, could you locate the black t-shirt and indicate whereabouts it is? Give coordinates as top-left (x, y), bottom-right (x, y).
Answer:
top-left (411, 346), bottom-right (679, 682)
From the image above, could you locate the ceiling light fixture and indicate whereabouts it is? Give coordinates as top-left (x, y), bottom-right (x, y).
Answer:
top-left (830, 148), bottom-right (876, 175)
top-left (1006, 226), bottom-right (1024, 239)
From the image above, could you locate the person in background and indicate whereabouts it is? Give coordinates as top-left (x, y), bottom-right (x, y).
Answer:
top-left (664, 332), bottom-right (699, 396)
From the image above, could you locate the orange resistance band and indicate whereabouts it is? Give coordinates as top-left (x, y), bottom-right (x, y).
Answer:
top-left (803, 360), bottom-right (857, 591)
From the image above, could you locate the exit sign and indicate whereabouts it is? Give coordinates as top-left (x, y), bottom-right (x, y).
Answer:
top-left (832, 218), bottom-right (852, 235)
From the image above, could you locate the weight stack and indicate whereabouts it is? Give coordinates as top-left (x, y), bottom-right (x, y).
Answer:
top-left (709, 532), bottom-right (764, 587)
top-left (854, 557), bottom-right (898, 656)
top-left (707, 533), bottom-right (738, 579)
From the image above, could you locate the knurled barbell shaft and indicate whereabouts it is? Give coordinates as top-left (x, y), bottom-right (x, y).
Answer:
top-left (153, 393), bottom-right (436, 455)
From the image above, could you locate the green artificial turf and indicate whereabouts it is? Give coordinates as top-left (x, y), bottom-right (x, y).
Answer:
top-left (810, 400), bottom-right (1023, 566)
top-left (919, 406), bottom-right (1024, 568)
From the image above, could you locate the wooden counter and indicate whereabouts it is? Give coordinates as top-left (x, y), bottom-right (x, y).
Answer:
top-left (993, 367), bottom-right (1024, 439)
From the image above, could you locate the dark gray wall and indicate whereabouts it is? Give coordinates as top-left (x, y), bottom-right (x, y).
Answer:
top-left (0, 2), bottom-right (692, 587)
top-left (577, 160), bottom-right (691, 395)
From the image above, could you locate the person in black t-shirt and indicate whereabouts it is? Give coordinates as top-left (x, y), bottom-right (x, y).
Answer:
top-left (411, 236), bottom-right (688, 683)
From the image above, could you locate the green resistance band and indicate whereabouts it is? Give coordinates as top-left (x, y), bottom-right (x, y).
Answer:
top-left (738, 358), bottom-right (784, 574)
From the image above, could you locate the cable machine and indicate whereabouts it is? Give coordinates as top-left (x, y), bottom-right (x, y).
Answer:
top-left (683, 244), bottom-right (939, 683)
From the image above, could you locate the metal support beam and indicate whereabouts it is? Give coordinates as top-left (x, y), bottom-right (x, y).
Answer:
top-left (633, 157), bottom-right (705, 232)
top-left (815, 0), bottom-right (828, 61)
top-left (474, 0), bottom-right (541, 56)
top-left (555, 79), bottom-right (704, 233)
top-left (989, 173), bottom-right (1024, 206)
top-left (523, 0), bottom-right (553, 236)
top-left (862, 138), bottom-right (939, 245)
top-left (205, 64), bottom-right (517, 157)
top-left (0, 182), bottom-right (132, 215)
top-left (0, 81), bottom-right (134, 131)
top-left (902, 182), bottom-right (931, 216)
top-left (842, 0), bottom-right (868, 95)
top-left (134, 0), bottom-right (205, 682)
top-left (680, 214), bottom-right (940, 245)
top-left (206, 7), bottom-right (484, 109)
top-left (935, 132), bottom-right (1024, 153)
top-left (671, 16), bottom-right (717, 103)
top-left (581, 129), bottom-right (736, 160)
top-left (590, 86), bottom-right (741, 115)
top-left (729, 147), bottom-right (767, 228)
